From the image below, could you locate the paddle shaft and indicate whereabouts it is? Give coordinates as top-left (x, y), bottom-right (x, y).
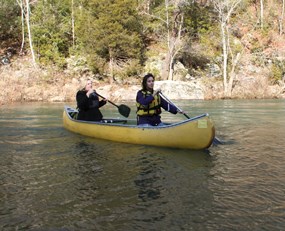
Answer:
top-left (159, 92), bottom-right (190, 119)
top-left (95, 92), bottom-right (131, 118)
top-left (95, 92), bottom-right (119, 108)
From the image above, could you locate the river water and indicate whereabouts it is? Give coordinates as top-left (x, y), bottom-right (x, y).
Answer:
top-left (0, 99), bottom-right (284, 231)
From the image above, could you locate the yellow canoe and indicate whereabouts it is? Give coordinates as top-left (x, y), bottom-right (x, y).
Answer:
top-left (63, 106), bottom-right (215, 150)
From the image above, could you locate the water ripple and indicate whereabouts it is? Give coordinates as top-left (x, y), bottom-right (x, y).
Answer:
top-left (1, 101), bottom-right (285, 230)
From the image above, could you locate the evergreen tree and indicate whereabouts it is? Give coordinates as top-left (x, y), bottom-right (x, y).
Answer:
top-left (0, 0), bottom-right (20, 42)
top-left (31, 0), bottom-right (73, 67)
top-left (76, 0), bottom-right (144, 80)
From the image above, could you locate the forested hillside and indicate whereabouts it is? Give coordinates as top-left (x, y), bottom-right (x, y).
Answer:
top-left (1, 0), bottom-right (285, 100)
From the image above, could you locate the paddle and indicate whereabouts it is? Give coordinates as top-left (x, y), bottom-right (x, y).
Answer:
top-left (95, 92), bottom-right (131, 118)
top-left (158, 91), bottom-right (223, 145)
top-left (159, 92), bottom-right (190, 119)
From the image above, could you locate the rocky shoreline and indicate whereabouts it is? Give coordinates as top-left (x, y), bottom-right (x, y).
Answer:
top-left (1, 58), bottom-right (285, 106)
top-left (1, 76), bottom-right (285, 107)
top-left (0, 77), bottom-right (207, 106)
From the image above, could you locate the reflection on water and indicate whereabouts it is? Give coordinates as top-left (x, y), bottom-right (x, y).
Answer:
top-left (0, 100), bottom-right (285, 230)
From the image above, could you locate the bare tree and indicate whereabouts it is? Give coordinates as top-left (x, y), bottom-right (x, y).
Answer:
top-left (164, 0), bottom-right (185, 80)
top-left (140, 0), bottom-right (185, 80)
top-left (212, 0), bottom-right (242, 98)
top-left (16, 0), bottom-right (25, 54)
top-left (16, 0), bottom-right (36, 65)
top-left (71, 0), bottom-right (75, 47)
top-left (24, 0), bottom-right (36, 66)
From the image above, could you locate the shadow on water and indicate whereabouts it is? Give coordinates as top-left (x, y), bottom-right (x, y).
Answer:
top-left (59, 136), bottom-right (216, 230)
top-left (133, 147), bottom-right (213, 202)
top-left (124, 147), bottom-right (215, 230)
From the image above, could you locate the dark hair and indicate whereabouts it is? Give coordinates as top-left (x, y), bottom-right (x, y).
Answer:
top-left (142, 73), bottom-right (155, 91)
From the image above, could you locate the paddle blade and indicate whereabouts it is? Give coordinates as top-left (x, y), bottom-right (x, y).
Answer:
top-left (212, 136), bottom-right (223, 145)
top-left (118, 104), bottom-right (131, 117)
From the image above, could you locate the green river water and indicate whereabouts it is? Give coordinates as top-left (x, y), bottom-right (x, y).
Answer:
top-left (0, 99), bottom-right (284, 230)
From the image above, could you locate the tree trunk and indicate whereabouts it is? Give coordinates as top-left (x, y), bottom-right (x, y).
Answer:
top-left (16, 0), bottom-right (25, 54)
top-left (167, 38), bottom-right (175, 81)
top-left (213, 0), bottom-right (242, 98)
top-left (141, 0), bottom-right (184, 80)
top-left (109, 48), bottom-right (114, 84)
top-left (227, 53), bottom-right (240, 97)
top-left (162, 52), bottom-right (171, 80)
top-left (168, 60), bottom-right (174, 81)
top-left (71, 0), bottom-right (75, 47)
top-left (221, 21), bottom-right (228, 96)
top-left (164, 0), bottom-right (184, 81)
top-left (25, 0), bottom-right (36, 67)
top-left (109, 59), bottom-right (114, 84)
top-left (164, 0), bottom-right (171, 80)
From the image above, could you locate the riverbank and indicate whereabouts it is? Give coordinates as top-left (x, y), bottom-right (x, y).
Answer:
top-left (1, 57), bottom-right (285, 106)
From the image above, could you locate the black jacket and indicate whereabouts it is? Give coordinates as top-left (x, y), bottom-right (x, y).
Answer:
top-left (76, 90), bottom-right (106, 121)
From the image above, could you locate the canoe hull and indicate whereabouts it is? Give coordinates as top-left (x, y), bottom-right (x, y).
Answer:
top-left (63, 106), bottom-right (215, 149)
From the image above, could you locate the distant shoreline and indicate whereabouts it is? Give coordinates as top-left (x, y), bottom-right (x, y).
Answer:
top-left (1, 59), bottom-right (285, 106)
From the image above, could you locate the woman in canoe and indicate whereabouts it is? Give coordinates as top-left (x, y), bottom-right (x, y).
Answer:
top-left (76, 79), bottom-right (107, 121)
top-left (136, 73), bottom-right (180, 126)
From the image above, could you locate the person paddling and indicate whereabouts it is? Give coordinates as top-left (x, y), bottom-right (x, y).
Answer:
top-left (136, 73), bottom-right (182, 126)
top-left (76, 79), bottom-right (107, 121)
